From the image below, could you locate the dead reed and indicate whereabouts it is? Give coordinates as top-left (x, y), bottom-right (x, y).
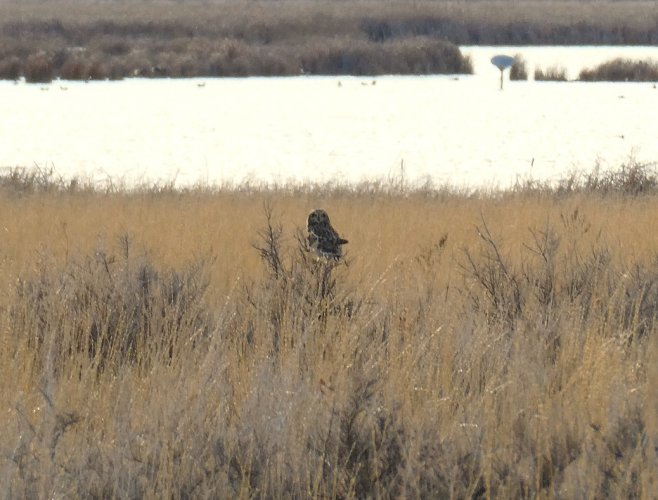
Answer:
top-left (0, 162), bottom-right (657, 497)
top-left (579, 57), bottom-right (658, 82)
top-left (510, 54), bottom-right (529, 80)
top-left (535, 65), bottom-right (568, 81)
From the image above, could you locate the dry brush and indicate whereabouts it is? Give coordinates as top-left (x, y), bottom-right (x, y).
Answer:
top-left (0, 165), bottom-right (657, 497)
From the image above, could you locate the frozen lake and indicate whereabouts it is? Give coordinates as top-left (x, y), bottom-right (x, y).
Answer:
top-left (1, 46), bottom-right (657, 189)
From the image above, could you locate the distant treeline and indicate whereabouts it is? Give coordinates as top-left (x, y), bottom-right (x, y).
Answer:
top-left (0, 0), bottom-right (657, 81)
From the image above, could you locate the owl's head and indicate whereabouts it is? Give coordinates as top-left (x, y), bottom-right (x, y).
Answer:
top-left (308, 209), bottom-right (330, 228)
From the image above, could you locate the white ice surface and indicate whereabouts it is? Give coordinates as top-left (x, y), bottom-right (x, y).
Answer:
top-left (1, 46), bottom-right (657, 188)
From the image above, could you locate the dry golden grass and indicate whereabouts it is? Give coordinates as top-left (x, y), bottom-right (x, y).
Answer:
top-left (1, 168), bottom-right (658, 497)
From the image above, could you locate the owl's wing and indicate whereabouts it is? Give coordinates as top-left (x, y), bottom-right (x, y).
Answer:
top-left (326, 225), bottom-right (348, 246)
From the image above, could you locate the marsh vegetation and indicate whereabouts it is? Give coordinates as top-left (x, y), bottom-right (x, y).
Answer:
top-left (579, 57), bottom-right (658, 82)
top-left (2, 0), bottom-right (658, 81)
top-left (1, 163), bottom-right (657, 497)
top-left (2, 1), bottom-right (657, 495)
top-left (535, 65), bottom-right (568, 81)
top-left (509, 54), bottom-right (528, 80)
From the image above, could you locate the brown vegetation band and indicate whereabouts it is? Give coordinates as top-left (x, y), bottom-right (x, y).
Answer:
top-left (1, 1), bottom-right (658, 80)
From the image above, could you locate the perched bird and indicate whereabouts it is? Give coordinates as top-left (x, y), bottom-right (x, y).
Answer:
top-left (307, 209), bottom-right (348, 260)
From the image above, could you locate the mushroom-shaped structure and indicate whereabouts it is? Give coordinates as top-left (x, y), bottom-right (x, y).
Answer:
top-left (491, 54), bottom-right (515, 90)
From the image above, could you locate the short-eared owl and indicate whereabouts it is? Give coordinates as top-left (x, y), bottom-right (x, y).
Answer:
top-left (307, 209), bottom-right (348, 260)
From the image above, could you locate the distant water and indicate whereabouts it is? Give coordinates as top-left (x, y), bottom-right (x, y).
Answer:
top-left (1, 46), bottom-right (656, 189)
